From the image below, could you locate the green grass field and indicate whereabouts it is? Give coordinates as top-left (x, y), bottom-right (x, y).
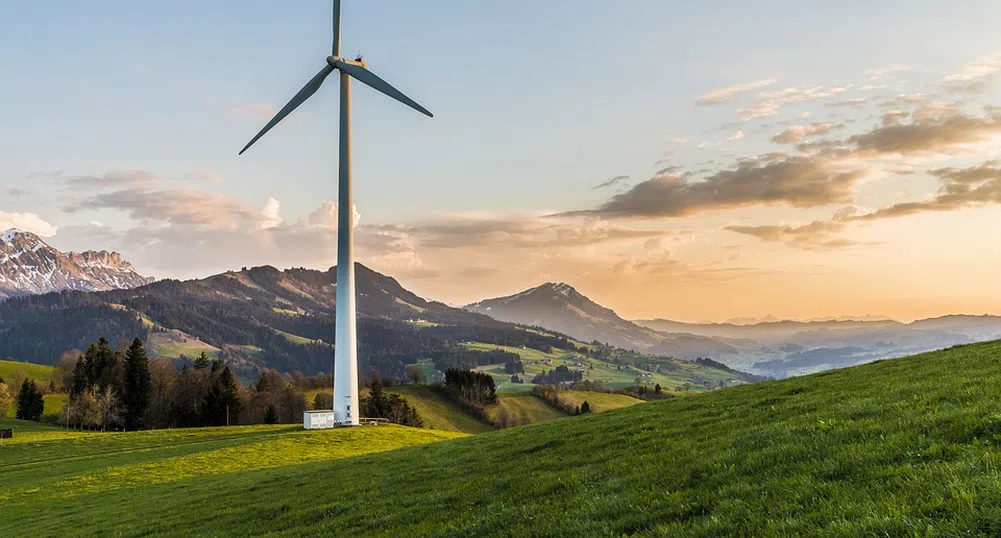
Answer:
top-left (466, 341), bottom-right (735, 393)
top-left (560, 390), bottom-right (645, 413)
top-left (1, 359), bottom-right (63, 419)
top-left (486, 391), bottom-right (567, 424)
top-left (6, 341), bottom-right (1001, 535)
top-left (148, 331), bottom-right (220, 360)
top-left (0, 358), bottom-right (54, 384)
top-left (273, 328), bottom-right (330, 346)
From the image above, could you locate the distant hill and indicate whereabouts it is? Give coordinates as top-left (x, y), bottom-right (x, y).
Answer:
top-left (6, 340), bottom-right (1001, 535)
top-left (0, 229), bottom-right (152, 299)
top-left (466, 282), bottom-right (737, 357)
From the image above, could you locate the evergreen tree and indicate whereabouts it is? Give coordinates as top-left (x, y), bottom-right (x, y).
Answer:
top-left (264, 404), bottom-right (279, 424)
top-left (122, 338), bottom-right (152, 430)
top-left (654, 383), bottom-right (662, 394)
top-left (193, 352), bottom-right (211, 370)
top-left (581, 401), bottom-right (591, 414)
top-left (574, 404), bottom-right (581, 415)
top-left (205, 366), bottom-right (242, 426)
top-left (312, 392), bottom-right (333, 410)
top-left (84, 337), bottom-right (119, 391)
top-left (15, 379), bottom-right (44, 421)
top-left (70, 357), bottom-right (87, 396)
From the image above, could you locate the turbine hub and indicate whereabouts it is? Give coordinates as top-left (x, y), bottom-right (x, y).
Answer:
top-left (326, 55), bottom-right (341, 67)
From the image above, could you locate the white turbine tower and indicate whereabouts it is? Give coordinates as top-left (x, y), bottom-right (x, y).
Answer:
top-left (239, 1), bottom-right (432, 426)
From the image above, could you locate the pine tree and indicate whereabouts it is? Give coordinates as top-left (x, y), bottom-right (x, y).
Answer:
top-left (70, 357), bottom-right (87, 396)
top-left (654, 383), bottom-right (662, 394)
top-left (264, 404), bottom-right (279, 424)
top-left (122, 338), bottom-right (151, 430)
top-left (16, 380), bottom-right (44, 421)
top-left (205, 366), bottom-right (242, 426)
top-left (193, 352), bottom-right (211, 370)
top-left (581, 401), bottom-right (591, 414)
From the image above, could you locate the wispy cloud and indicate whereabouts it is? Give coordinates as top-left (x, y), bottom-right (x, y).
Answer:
top-left (694, 79), bottom-right (776, 106)
top-left (943, 55), bottom-right (1001, 92)
top-left (593, 175), bottom-right (630, 190)
top-left (771, 122), bottom-right (840, 144)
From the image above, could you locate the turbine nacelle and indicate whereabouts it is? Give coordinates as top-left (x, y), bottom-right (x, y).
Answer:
top-left (326, 55), bottom-right (366, 69)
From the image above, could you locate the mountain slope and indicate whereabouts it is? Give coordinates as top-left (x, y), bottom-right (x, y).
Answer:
top-left (0, 265), bottom-right (752, 388)
top-left (0, 229), bottom-right (152, 299)
top-left (467, 282), bottom-right (736, 356)
top-left (5, 340), bottom-right (1001, 536)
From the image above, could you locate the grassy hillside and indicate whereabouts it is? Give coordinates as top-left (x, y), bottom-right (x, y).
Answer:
top-left (0, 358), bottom-right (54, 384)
top-left (388, 385), bottom-right (494, 434)
top-left (6, 341), bottom-right (1001, 535)
top-left (486, 391), bottom-right (568, 424)
top-left (560, 390), bottom-right (645, 413)
top-left (0, 359), bottom-right (63, 419)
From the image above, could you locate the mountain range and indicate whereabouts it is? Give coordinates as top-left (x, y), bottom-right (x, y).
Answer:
top-left (0, 261), bottom-right (761, 388)
top-left (468, 283), bottom-right (1001, 378)
top-left (0, 229), bottom-right (152, 299)
top-left (3, 232), bottom-right (999, 381)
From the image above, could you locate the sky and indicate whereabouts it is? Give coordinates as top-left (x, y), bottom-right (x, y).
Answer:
top-left (1, 1), bottom-right (1000, 323)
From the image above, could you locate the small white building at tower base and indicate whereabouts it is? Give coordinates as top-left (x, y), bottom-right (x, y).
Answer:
top-left (303, 410), bottom-right (340, 429)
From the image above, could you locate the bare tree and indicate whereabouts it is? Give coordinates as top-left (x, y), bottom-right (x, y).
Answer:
top-left (406, 365), bottom-right (427, 385)
top-left (0, 383), bottom-right (12, 418)
top-left (55, 351), bottom-right (82, 392)
top-left (59, 396), bottom-right (81, 430)
top-left (92, 386), bottom-right (121, 432)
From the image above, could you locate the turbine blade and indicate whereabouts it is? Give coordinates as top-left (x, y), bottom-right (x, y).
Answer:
top-left (336, 61), bottom-right (433, 118)
top-left (239, 64), bottom-right (334, 155)
top-left (332, 0), bottom-right (341, 55)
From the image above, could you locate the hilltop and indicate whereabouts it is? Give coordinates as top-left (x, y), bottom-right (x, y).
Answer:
top-left (4, 340), bottom-right (1001, 535)
top-left (466, 282), bottom-right (737, 356)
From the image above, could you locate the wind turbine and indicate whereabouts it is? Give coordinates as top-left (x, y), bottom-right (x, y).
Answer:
top-left (239, 0), bottom-right (432, 426)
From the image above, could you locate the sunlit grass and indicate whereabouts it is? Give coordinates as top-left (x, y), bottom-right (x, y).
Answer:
top-left (560, 390), bottom-right (645, 412)
top-left (5, 341), bottom-right (1001, 536)
top-left (0, 358), bottom-right (54, 384)
top-left (0, 423), bottom-right (463, 506)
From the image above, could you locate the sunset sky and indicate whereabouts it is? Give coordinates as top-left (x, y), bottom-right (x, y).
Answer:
top-left (2, 1), bottom-right (1000, 322)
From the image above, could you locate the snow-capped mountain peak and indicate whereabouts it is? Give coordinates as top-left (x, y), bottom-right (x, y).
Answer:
top-left (0, 230), bottom-right (153, 299)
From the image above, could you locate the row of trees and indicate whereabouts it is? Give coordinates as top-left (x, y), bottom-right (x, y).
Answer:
top-left (60, 337), bottom-right (244, 431)
top-left (531, 365), bottom-right (583, 385)
top-left (441, 369), bottom-right (497, 405)
top-left (532, 385), bottom-right (592, 416)
top-left (24, 336), bottom-right (426, 431)
top-left (361, 378), bottom-right (423, 427)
